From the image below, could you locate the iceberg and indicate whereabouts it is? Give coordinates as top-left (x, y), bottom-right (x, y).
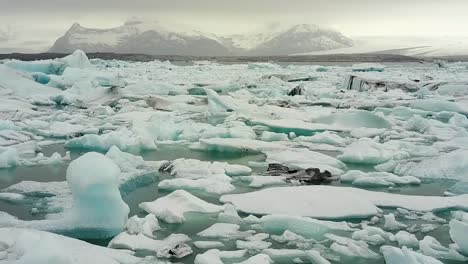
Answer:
top-left (4, 50), bottom-right (91, 75)
top-left (0, 152), bottom-right (129, 238)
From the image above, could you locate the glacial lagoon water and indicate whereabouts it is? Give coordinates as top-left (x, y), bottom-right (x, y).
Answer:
top-left (0, 143), bottom-right (465, 264)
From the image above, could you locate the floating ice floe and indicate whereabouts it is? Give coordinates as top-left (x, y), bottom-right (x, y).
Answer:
top-left (326, 233), bottom-right (380, 259)
top-left (139, 190), bottom-right (224, 223)
top-left (197, 223), bottom-right (252, 240)
top-left (340, 170), bottom-right (421, 187)
top-left (221, 186), bottom-right (468, 219)
top-left (394, 149), bottom-right (468, 180)
top-left (158, 158), bottom-right (251, 195)
top-left (380, 246), bottom-right (444, 264)
top-left (257, 214), bottom-right (355, 240)
top-left (410, 99), bottom-right (468, 115)
top-left (109, 232), bottom-right (192, 258)
top-left (352, 226), bottom-right (393, 246)
top-left (337, 138), bottom-right (409, 165)
top-left (0, 227), bottom-right (140, 264)
top-left (393, 231), bottom-right (419, 248)
top-left (194, 249), bottom-right (247, 264)
top-left (449, 219), bottom-right (468, 255)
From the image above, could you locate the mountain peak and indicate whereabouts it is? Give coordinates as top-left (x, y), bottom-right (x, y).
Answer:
top-left (69, 23), bottom-right (83, 31)
top-left (289, 24), bottom-right (320, 33)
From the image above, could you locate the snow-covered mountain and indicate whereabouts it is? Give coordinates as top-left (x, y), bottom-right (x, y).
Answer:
top-left (49, 19), bottom-right (229, 56)
top-left (238, 24), bottom-right (353, 55)
top-left (49, 21), bottom-right (354, 56)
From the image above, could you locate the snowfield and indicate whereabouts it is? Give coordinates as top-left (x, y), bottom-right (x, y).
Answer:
top-left (1, 50), bottom-right (468, 264)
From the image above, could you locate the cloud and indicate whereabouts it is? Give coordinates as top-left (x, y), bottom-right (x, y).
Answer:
top-left (0, 26), bottom-right (15, 42)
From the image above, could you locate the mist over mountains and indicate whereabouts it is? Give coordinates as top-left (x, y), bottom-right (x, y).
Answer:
top-left (49, 19), bottom-right (354, 56)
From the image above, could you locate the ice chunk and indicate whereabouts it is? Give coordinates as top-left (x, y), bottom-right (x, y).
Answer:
top-left (337, 138), bottom-right (409, 164)
top-left (66, 127), bottom-right (156, 152)
top-left (236, 240), bottom-right (272, 251)
top-left (0, 153), bottom-right (129, 238)
top-left (0, 65), bottom-right (60, 98)
top-left (410, 99), bottom-right (468, 114)
top-left (449, 113), bottom-right (468, 128)
top-left (260, 131), bottom-right (289, 142)
top-left (197, 223), bottom-right (250, 239)
top-left (237, 176), bottom-right (287, 188)
top-left (315, 110), bottom-right (391, 129)
top-left (251, 118), bottom-right (344, 136)
top-left (125, 214), bottom-right (159, 238)
top-left (158, 242), bottom-right (193, 259)
top-left (394, 231), bottom-right (419, 248)
top-left (0, 147), bottom-right (18, 168)
top-left (194, 249), bottom-right (247, 264)
top-left (350, 127), bottom-right (386, 138)
top-left (264, 148), bottom-right (346, 175)
top-left (449, 219), bottom-right (468, 255)
top-left (194, 241), bottom-right (225, 249)
top-left (381, 246), bottom-right (444, 264)
top-left (64, 152), bottom-right (129, 231)
top-left (4, 50), bottom-right (91, 75)
top-left (109, 232), bottom-right (191, 257)
top-left (351, 172), bottom-right (420, 188)
top-left (0, 228), bottom-right (140, 264)
top-left (261, 248), bottom-right (331, 263)
top-left (221, 186), bottom-right (468, 219)
top-left (327, 234), bottom-right (380, 259)
top-left (218, 203), bottom-right (242, 223)
top-left (436, 84), bottom-right (468, 96)
top-left (294, 131), bottom-right (346, 146)
top-left (258, 215), bottom-right (354, 240)
top-left (383, 213), bottom-right (407, 231)
top-left (206, 88), bottom-right (238, 112)
top-left (139, 190), bottom-right (224, 223)
top-left (419, 236), bottom-right (467, 261)
top-left (352, 226), bottom-right (393, 245)
top-left (158, 158), bottom-right (250, 194)
top-left (447, 181), bottom-right (468, 195)
top-left (61, 50), bottom-right (92, 69)
top-left (196, 138), bottom-right (285, 153)
top-left (395, 150), bottom-right (468, 180)
top-left (271, 230), bottom-right (316, 249)
top-left (159, 178), bottom-right (235, 195)
top-left (236, 254), bottom-right (273, 264)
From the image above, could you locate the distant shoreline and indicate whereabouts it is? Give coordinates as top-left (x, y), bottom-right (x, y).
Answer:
top-left (0, 52), bottom-right (466, 63)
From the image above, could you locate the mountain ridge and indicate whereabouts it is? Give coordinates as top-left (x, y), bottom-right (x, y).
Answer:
top-left (49, 21), bottom-right (354, 56)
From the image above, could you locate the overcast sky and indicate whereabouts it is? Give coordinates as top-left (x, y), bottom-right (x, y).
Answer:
top-left (1, 0), bottom-right (468, 51)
